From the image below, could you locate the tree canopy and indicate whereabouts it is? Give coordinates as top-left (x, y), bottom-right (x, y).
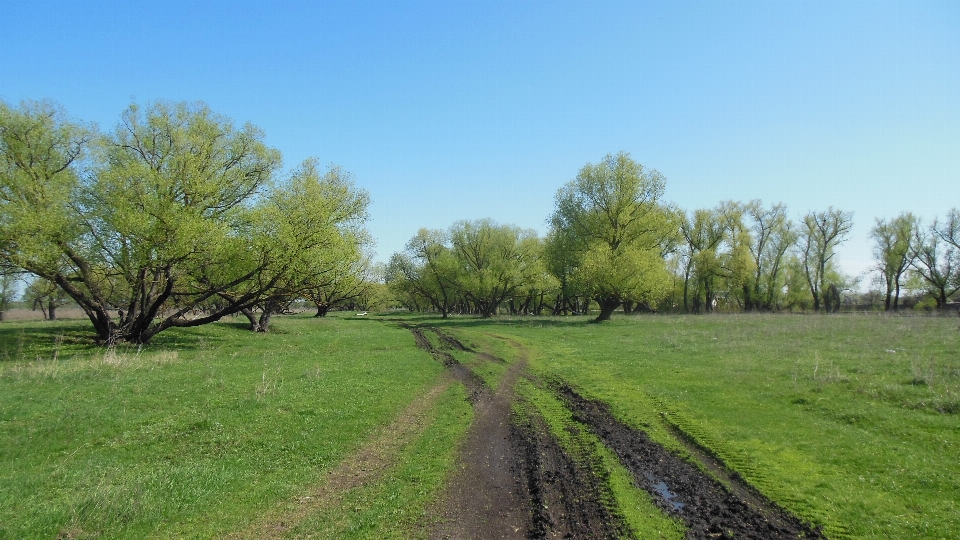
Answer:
top-left (548, 152), bottom-right (677, 321)
top-left (0, 99), bottom-right (370, 342)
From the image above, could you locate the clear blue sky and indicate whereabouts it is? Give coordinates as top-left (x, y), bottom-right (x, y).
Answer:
top-left (2, 0), bottom-right (958, 280)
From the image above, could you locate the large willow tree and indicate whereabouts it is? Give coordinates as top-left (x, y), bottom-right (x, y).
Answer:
top-left (0, 100), bottom-right (367, 343)
top-left (548, 152), bottom-right (678, 321)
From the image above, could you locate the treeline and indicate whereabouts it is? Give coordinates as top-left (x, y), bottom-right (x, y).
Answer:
top-left (4, 100), bottom-right (956, 340)
top-left (387, 152), bottom-right (960, 319)
top-left (0, 100), bottom-right (377, 342)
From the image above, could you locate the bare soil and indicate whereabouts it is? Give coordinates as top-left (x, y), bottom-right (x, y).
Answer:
top-left (420, 327), bottom-right (628, 539)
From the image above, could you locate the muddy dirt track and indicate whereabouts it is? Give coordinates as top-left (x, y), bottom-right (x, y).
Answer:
top-left (409, 325), bottom-right (825, 540)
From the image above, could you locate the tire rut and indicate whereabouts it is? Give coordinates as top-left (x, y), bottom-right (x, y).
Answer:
top-left (557, 384), bottom-right (825, 540)
top-left (226, 375), bottom-right (455, 540)
top-left (409, 325), bottom-right (625, 539)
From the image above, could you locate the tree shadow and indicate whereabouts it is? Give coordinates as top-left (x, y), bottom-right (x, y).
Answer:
top-left (0, 318), bottom-right (249, 362)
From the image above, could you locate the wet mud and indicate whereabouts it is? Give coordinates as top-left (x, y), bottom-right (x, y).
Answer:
top-left (558, 385), bottom-right (825, 540)
top-left (410, 325), bottom-right (623, 539)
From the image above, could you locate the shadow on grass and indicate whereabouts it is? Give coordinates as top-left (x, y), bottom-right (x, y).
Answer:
top-left (0, 317), bottom-right (257, 362)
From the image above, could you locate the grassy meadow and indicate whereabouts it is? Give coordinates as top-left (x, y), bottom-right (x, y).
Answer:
top-left (2, 311), bottom-right (958, 539)
top-left (0, 314), bottom-right (470, 539)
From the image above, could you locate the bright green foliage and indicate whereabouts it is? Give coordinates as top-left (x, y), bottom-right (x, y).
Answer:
top-left (515, 236), bottom-right (561, 315)
top-left (1, 100), bottom-right (370, 342)
top-left (679, 201), bottom-right (796, 313)
top-left (389, 222), bottom-right (550, 317)
top-left (549, 152), bottom-right (677, 320)
top-left (257, 159), bottom-right (371, 324)
top-left (679, 207), bottom-right (726, 312)
top-left (742, 201), bottom-right (796, 311)
top-left (800, 207), bottom-right (854, 312)
top-left (388, 229), bottom-right (460, 317)
top-left (910, 210), bottom-right (960, 310)
top-left (871, 213), bottom-right (917, 311)
top-left (0, 100), bottom-right (285, 342)
top-left (571, 240), bottom-right (671, 314)
top-left (449, 219), bottom-right (542, 318)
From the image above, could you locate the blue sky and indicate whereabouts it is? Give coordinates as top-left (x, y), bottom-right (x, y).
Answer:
top-left (2, 0), bottom-right (958, 280)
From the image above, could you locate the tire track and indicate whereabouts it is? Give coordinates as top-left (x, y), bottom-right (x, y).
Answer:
top-left (226, 374), bottom-right (454, 540)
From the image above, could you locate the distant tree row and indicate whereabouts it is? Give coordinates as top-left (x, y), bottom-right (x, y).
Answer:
top-left (388, 152), bottom-right (959, 320)
top-left (0, 100), bottom-right (374, 342)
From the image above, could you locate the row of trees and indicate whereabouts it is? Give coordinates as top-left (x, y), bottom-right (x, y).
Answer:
top-left (0, 100), bottom-right (375, 342)
top-left (871, 210), bottom-right (960, 311)
top-left (4, 98), bottom-right (954, 335)
top-left (388, 152), bottom-right (959, 320)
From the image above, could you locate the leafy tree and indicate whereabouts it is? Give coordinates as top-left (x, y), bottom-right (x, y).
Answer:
top-left (911, 214), bottom-right (960, 310)
top-left (716, 201), bottom-right (756, 310)
top-left (248, 160), bottom-right (371, 328)
top-left (799, 207), bottom-right (853, 312)
top-left (23, 277), bottom-right (71, 320)
top-left (0, 273), bottom-right (16, 322)
top-left (304, 249), bottom-right (374, 317)
top-left (543, 229), bottom-right (589, 315)
top-left (549, 152), bottom-right (677, 321)
top-left (390, 229), bottom-right (460, 317)
top-left (512, 237), bottom-right (560, 315)
top-left (1, 100), bottom-right (291, 343)
top-left (449, 219), bottom-right (540, 318)
top-left (679, 208), bottom-right (725, 313)
top-left (870, 213), bottom-right (917, 311)
top-left (742, 201), bottom-right (796, 311)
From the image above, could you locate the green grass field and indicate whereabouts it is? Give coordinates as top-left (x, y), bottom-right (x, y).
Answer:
top-left (2, 312), bottom-right (958, 539)
top-left (0, 314), bottom-right (470, 539)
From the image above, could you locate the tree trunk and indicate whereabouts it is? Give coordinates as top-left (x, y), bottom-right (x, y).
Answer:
top-left (258, 309), bottom-right (274, 333)
top-left (241, 307), bottom-right (262, 331)
top-left (314, 303), bottom-right (330, 317)
top-left (48, 301), bottom-right (57, 321)
top-left (594, 298), bottom-right (620, 322)
top-left (0, 310), bottom-right (4, 322)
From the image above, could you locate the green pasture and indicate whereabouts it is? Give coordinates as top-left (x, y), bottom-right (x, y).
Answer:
top-left (0, 314), bottom-right (469, 539)
top-left (2, 312), bottom-right (958, 539)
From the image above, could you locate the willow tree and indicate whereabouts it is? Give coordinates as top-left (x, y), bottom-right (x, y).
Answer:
top-left (743, 201), bottom-right (795, 311)
top-left (0, 100), bottom-right (287, 343)
top-left (549, 152), bottom-right (677, 321)
top-left (236, 160), bottom-right (371, 330)
top-left (911, 213), bottom-right (960, 310)
top-left (389, 229), bottom-right (460, 317)
top-left (449, 219), bottom-right (541, 318)
top-left (871, 213), bottom-right (917, 311)
top-left (800, 207), bottom-right (853, 312)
